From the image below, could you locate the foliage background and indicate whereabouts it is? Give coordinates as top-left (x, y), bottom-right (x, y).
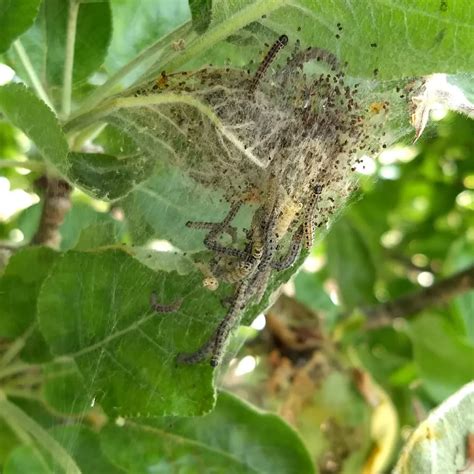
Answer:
top-left (0, 0), bottom-right (473, 473)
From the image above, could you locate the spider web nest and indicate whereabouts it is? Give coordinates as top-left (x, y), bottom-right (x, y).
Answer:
top-left (107, 45), bottom-right (393, 241)
top-left (97, 39), bottom-right (407, 366)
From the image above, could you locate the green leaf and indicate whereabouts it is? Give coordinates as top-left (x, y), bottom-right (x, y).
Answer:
top-left (294, 270), bottom-right (338, 325)
top-left (42, 359), bottom-right (90, 416)
top-left (394, 381), bottom-right (474, 474)
top-left (49, 425), bottom-right (122, 474)
top-left (277, 1), bottom-right (474, 78)
top-left (120, 167), bottom-right (245, 252)
top-left (4, 426), bottom-right (122, 474)
top-left (0, 0), bottom-right (41, 53)
top-left (0, 419), bottom-right (19, 467)
top-left (101, 391), bottom-right (314, 474)
top-left (455, 291), bottom-right (474, 344)
top-left (58, 201), bottom-right (117, 251)
top-left (445, 238), bottom-right (474, 343)
top-left (73, 1), bottom-right (112, 83)
top-left (15, 201), bottom-right (116, 250)
top-left (74, 221), bottom-right (124, 251)
top-left (0, 84), bottom-right (69, 173)
top-left (15, 203), bottom-right (42, 244)
top-left (45, 0), bottom-right (112, 87)
top-left (159, 0), bottom-right (474, 80)
top-left (407, 313), bottom-right (474, 403)
top-left (4, 445), bottom-right (50, 474)
top-left (4, 9), bottom-right (46, 89)
top-left (131, 247), bottom-right (195, 276)
top-left (105, 0), bottom-right (190, 73)
top-left (68, 151), bottom-right (155, 201)
top-left (326, 218), bottom-right (376, 309)
top-left (37, 248), bottom-right (219, 417)
top-left (0, 247), bottom-right (59, 362)
top-left (189, 0), bottom-right (212, 33)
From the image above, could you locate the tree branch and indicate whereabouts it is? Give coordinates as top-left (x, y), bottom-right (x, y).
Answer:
top-left (364, 265), bottom-right (474, 329)
top-left (31, 176), bottom-right (72, 248)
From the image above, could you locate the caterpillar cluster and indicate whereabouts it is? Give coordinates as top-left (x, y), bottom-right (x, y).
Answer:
top-left (117, 34), bottom-right (392, 366)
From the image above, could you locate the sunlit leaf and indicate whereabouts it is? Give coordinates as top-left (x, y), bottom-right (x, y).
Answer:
top-left (0, 84), bottom-right (68, 172)
top-left (394, 381), bottom-right (474, 474)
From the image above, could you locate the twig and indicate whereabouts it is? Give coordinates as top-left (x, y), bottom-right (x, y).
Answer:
top-left (12, 40), bottom-right (55, 111)
top-left (365, 265), bottom-right (474, 329)
top-left (61, 0), bottom-right (80, 117)
top-left (0, 362), bottom-right (36, 381)
top-left (0, 325), bottom-right (36, 368)
top-left (0, 393), bottom-right (81, 474)
top-left (31, 176), bottom-right (72, 248)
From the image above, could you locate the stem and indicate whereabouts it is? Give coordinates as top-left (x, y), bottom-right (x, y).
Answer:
top-left (2, 388), bottom-right (41, 401)
top-left (62, 0), bottom-right (80, 118)
top-left (365, 265), bottom-right (474, 329)
top-left (71, 21), bottom-right (193, 119)
top-left (0, 393), bottom-right (81, 474)
top-left (12, 40), bottom-right (55, 111)
top-left (0, 362), bottom-right (36, 381)
top-left (0, 398), bottom-right (32, 445)
top-left (0, 325), bottom-right (36, 368)
top-left (0, 159), bottom-right (46, 172)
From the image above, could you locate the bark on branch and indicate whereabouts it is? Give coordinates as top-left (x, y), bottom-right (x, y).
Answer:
top-left (364, 265), bottom-right (474, 329)
top-left (31, 176), bottom-right (72, 248)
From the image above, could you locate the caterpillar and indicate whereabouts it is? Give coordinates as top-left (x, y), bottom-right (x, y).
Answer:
top-left (250, 34), bottom-right (289, 93)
